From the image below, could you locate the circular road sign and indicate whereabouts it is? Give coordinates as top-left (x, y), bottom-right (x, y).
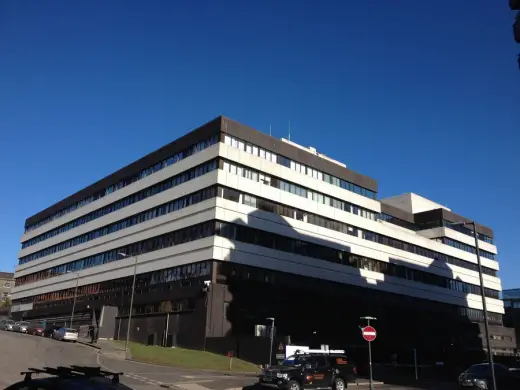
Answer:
top-left (362, 326), bottom-right (377, 342)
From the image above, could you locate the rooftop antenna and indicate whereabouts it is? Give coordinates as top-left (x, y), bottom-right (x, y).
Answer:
top-left (288, 120), bottom-right (291, 141)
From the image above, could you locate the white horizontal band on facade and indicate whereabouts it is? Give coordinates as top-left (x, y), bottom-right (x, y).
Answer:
top-left (19, 143), bottom-right (221, 243)
top-left (214, 151), bottom-right (500, 271)
top-left (212, 237), bottom-right (504, 315)
top-left (213, 176), bottom-right (501, 290)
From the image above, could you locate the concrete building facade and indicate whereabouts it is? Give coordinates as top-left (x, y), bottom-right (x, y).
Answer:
top-left (11, 116), bottom-right (515, 366)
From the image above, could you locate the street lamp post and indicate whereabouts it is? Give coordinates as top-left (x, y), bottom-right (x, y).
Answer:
top-left (267, 317), bottom-right (275, 367)
top-left (119, 252), bottom-right (138, 354)
top-left (49, 270), bottom-right (80, 329)
top-left (449, 221), bottom-right (496, 390)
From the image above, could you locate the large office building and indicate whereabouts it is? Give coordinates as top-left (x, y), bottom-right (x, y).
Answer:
top-left (12, 116), bottom-right (515, 365)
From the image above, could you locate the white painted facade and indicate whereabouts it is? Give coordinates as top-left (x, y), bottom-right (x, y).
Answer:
top-left (13, 134), bottom-right (505, 318)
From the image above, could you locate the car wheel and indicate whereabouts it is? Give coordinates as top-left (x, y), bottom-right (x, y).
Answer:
top-left (287, 380), bottom-right (300, 390)
top-left (334, 378), bottom-right (346, 390)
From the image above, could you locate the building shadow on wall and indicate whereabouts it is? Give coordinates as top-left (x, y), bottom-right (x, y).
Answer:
top-left (205, 205), bottom-right (486, 386)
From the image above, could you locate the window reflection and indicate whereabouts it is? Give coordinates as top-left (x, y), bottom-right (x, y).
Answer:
top-left (16, 221), bottom-right (216, 287)
top-left (214, 221), bottom-right (499, 300)
top-left (22, 160), bottom-right (218, 249)
top-left (25, 135), bottom-right (219, 233)
top-left (223, 134), bottom-right (376, 199)
top-left (222, 160), bottom-right (378, 221)
top-left (19, 182), bottom-right (217, 265)
top-left (22, 260), bottom-right (211, 306)
top-left (217, 186), bottom-right (497, 277)
top-left (442, 238), bottom-right (496, 260)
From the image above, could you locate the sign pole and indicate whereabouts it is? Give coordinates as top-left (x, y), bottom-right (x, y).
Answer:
top-left (368, 334), bottom-right (373, 390)
top-left (360, 316), bottom-right (377, 390)
top-left (413, 348), bottom-right (418, 380)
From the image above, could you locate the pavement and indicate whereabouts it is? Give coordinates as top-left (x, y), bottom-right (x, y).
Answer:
top-left (0, 330), bottom-right (458, 390)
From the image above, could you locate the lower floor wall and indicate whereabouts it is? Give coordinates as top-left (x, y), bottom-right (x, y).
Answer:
top-left (11, 260), bottom-right (518, 371)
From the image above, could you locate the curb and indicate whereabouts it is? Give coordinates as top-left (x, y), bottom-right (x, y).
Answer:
top-left (125, 358), bottom-right (260, 376)
top-left (77, 340), bottom-right (102, 350)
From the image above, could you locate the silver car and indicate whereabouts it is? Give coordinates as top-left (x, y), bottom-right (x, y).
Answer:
top-left (2, 320), bottom-right (15, 331)
top-left (53, 327), bottom-right (78, 342)
top-left (13, 321), bottom-right (30, 333)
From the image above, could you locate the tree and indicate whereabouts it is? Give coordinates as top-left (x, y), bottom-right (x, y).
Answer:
top-left (0, 297), bottom-right (12, 308)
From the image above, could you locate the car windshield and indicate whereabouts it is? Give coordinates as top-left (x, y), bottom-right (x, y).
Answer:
top-left (19, 322), bottom-right (29, 326)
top-left (65, 328), bottom-right (77, 333)
top-left (281, 356), bottom-right (308, 366)
top-left (467, 364), bottom-right (490, 375)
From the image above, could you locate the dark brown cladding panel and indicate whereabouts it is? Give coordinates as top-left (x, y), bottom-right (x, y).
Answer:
top-left (24, 117), bottom-right (222, 228)
top-left (25, 115), bottom-right (377, 229)
top-left (414, 209), bottom-right (494, 238)
top-left (441, 209), bottom-right (494, 239)
top-left (220, 117), bottom-right (378, 193)
top-left (380, 203), bottom-right (415, 223)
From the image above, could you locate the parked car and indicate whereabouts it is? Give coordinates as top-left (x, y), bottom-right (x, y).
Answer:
top-left (259, 351), bottom-right (357, 390)
top-left (53, 327), bottom-right (78, 342)
top-left (458, 363), bottom-right (520, 390)
top-left (1, 319), bottom-right (16, 331)
top-left (27, 323), bottom-right (45, 336)
top-left (13, 321), bottom-right (30, 333)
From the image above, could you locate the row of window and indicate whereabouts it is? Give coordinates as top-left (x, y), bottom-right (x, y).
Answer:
top-left (15, 217), bottom-right (215, 288)
top-left (223, 134), bottom-right (377, 199)
top-left (222, 160), bottom-right (378, 221)
top-left (20, 260), bottom-right (211, 304)
top-left (119, 299), bottom-right (196, 316)
top-left (440, 238), bottom-right (496, 260)
top-left (503, 300), bottom-right (520, 309)
top-left (216, 262), bottom-right (503, 324)
top-left (213, 220), bottom-right (499, 299)
top-left (219, 187), bottom-right (498, 277)
top-left (442, 220), bottom-right (493, 244)
top-left (25, 135), bottom-right (219, 233)
top-left (22, 160), bottom-right (219, 249)
top-left (377, 213), bottom-right (419, 231)
top-left (18, 184), bottom-right (217, 265)
top-left (16, 216), bottom-right (498, 311)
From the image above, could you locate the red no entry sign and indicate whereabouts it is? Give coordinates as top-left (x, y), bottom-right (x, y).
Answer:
top-left (362, 326), bottom-right (377, 342)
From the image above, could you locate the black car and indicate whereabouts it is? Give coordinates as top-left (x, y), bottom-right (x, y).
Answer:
top-left (4, 365), bottom-right (131, 390)
top-left (259, 352), bottom-right (357, 390)
top-left (458, 363), bottom-right (520, 390)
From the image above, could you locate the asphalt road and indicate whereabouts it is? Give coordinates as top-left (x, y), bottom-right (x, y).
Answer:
top-left (0, 329), bottom-right (99, 389)
top-left (0, 330), bottom-right (457, 390)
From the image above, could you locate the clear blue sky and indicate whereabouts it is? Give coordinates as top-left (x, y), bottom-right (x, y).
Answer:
top-left (0, 1), bottom-right (518, 288)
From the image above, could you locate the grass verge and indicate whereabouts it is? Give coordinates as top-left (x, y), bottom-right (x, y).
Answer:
top-left (123, 341), bottom-right (260, 372)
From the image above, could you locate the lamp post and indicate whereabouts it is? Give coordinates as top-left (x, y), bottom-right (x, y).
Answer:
top-left (449, 221), bottom-right (496, 390)
top-left (119, 252), bottom-right (138, 353)
top-left (267, 317), bottom-right (275, 367)
top-left (49, 270), bottom-right (80, 329)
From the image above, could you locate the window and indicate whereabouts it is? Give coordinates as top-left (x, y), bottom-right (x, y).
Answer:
top-left (213, 220), bottom-right (499, 300)
top-left (22, 159), bottom-right (219, 249)
top-left (222, 134), bottom-right (376, 199)
top-left (215, 186), bottom-right (498, 277)
top-left (17, 221), bottom-right (216, 288)
top-left (25, 134), bottom-right (219, 233)
top-left (442, 238), bottom-right (496, 260)
top-left (221, 159), bottom-right (378, 221)
top-left (19, 184), bottom-right (218, 265)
